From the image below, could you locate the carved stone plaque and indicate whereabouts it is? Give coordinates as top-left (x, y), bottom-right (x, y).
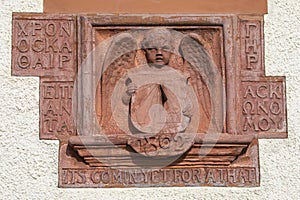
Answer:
top-left (11, 13), bottom-right (287, 187)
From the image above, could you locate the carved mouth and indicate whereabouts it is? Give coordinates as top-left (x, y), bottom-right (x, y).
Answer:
top-left (155, 57), bottom-right (164, 62)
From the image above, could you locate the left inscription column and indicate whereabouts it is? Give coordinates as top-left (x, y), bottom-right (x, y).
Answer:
top-left (12, 13), bottom-right (77, 139)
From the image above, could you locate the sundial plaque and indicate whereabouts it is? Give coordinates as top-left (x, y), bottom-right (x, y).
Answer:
top-left (11, 13), bottom-right (287, 187)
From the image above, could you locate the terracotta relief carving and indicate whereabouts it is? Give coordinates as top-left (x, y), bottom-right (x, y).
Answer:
top-left (11, 14), bottom-right (287, 187)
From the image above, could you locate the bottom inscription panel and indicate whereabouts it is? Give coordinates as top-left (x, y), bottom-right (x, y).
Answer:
top-left (60, 167), bottom-right (258, 187)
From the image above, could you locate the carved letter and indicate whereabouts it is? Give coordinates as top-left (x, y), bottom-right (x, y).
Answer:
top-left (257, 100), bottom-right (269, 115)
top-left (17, 55), bottom-right (30, 69)
top-left (101, 171), bottom-right (111, 184)
top-left (258, 117), bottom-right (270, 131)
top-left (270, 101), bottom-right (282, 115)
top-left (59, 21), bottom-right (72, 37)
top-left (17, 22), bottom-right (29, 36)
top-left (45, 22), bottom-right (57, 36)
top-left (245, 39), bottom-right (258, 53)
top-left (31, 22), bottom-right (42, 36)
top-left (243, 101), bottom-right (255, 115)
top-left (32, 39), bottom-right (44, 52)
top-left (256, 85), bottom-right (268, 99)
top-left (45, 38), bottom-right (59, 53)
top-left (205, 169), bottom-right (215, 183)
top-left (59, 39), bottom-right (72, 53)
top-left (17, 39), bottom-right (29, 53)
top-left (244, 86), bottom-right (256, 98)
top-left (182, 169), bottom-right (192, 183)
top-left (91, 171), bottom-right (101, 184)
top-left (59, 55), bottom-right (71, 68)
top-left (270, 84), bottom-right (281, 99)
top-left (227, 169), bottom-right (237, 183)
top-left (245, 23), bottom-right (257, 38)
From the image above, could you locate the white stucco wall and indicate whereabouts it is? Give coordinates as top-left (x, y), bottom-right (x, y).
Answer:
top-left (0, 0), bottom-right (299, 199)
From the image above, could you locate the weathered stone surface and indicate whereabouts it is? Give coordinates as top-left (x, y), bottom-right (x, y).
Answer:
top-left (11, 14), bottom-right (77, 78)
top-left (11, 13), bottom-right (287, 188)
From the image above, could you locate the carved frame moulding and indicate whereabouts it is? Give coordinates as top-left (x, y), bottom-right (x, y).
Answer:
top-left (11, 13), bottom-right (287, 188)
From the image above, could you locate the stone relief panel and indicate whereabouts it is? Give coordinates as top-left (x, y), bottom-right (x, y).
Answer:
top-left (94, 27), bottom-right (225, 136)
top-left (11, 14), bottom-right (287, 188)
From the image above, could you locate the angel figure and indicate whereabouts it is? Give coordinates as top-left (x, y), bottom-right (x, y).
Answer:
top-left (100, 28), bottom-right (223, 135)
top-left (121, 29), bottom-right (195, 134)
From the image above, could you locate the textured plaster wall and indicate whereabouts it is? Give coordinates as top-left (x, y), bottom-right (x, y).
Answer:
top-left (0, 0), bottom-right (299, 199)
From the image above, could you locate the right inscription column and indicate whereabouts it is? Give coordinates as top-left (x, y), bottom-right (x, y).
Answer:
top-left (238, 16), bottom-right (287, 138)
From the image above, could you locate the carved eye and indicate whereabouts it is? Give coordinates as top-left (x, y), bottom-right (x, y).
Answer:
top-left (146, 48), bottom-right (156, 52)
top-left (162, 46), bottom-right (171, 51)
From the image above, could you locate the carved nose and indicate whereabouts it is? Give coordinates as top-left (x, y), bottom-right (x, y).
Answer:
top-left (156, 48), bottom-right (162, 54)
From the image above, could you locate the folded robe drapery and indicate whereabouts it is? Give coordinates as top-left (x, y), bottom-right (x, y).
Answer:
top-left (130, 83), bottom-right (182, 134)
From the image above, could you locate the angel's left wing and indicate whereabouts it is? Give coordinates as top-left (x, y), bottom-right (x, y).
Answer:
top-left (179, 34), bottom-right (224, 133)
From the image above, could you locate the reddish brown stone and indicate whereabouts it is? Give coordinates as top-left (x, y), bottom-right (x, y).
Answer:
top-left (11, 13), bottom-right (287, 188)
top-left (11, 14), bottom-right (77, 78)
top-left (239, 77), bottom-right (287, 138)
top-left (239, 16), bottom-right (264, 76)
top-left (44, 0), bottom-right (267, 14)
top-left (40, 78), bottom-right (76, 139)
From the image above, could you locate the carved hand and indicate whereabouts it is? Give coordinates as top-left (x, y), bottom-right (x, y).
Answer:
top-left (126, 82), bottom-right (137, 95)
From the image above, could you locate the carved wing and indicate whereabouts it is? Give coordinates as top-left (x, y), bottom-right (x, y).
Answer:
top-left (95, 32), bottom-right (138, 134)
top-left (179, 35), bottom-right (223, 133)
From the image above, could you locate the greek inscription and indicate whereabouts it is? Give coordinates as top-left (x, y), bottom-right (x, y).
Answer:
top-left (245, 23), bottom-right (259, 70)
top-left (242, 82), bottom-right (284, 132)
top-left (16, 54), bottom-right (71, 70)
top-left (16, 21), bottom-right (72, 37)
top-left (241, 21), bottom-right (261, 71)
top-left (41, 81), bottom-right (75, 136)
top-left (13, 19), bottom-right (75, 74)
top-left (43, 83), bottom-right (73, 99)
top-left (16, 38), bottom-right (72, 53)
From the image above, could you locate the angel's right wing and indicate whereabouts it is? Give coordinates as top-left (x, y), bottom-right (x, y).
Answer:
top-left (95, 32), bottom-right (138, 134)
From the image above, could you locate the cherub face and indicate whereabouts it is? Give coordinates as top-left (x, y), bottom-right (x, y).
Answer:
top-left (141, 29), bottom-right (173, 67)
top-left (144, 44), bottom-right (172, 67)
